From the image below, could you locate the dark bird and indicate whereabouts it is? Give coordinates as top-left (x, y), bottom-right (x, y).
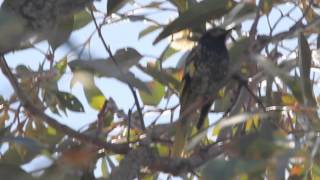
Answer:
top-left (173, 27), bottom-right (232, 156)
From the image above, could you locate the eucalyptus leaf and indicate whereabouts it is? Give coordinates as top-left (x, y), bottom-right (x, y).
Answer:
top-left (154, 0), bottom-right (236, 44)
top-left (69, 48), bottom-right (150, 93)
top-left (73, 10), bottom-right (92, 30)
top-left (298, 33), bottom-right (317, 107)
top-left (138, 25), bottom-right (161, 39)
top-left (139, 81), bottom-right (165, 106)
top-left (55, 91), bottom-right (84, 112)
top-left (107, 0), bottom-right (130, 16)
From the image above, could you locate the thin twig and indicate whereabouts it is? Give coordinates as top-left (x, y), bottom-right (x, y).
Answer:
top-left (90, 9), bottom-right (146, 131)
top-left (90, 8), bottom-right (146, 131)
top-left (249, 0), bottom-right (263, 43)
top-left (127, 109), bottom-right (132, 143)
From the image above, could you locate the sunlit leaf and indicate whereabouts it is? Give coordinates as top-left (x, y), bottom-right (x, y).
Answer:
top-left (73, 10), bottom-right (92, 30)
top-left (212, 125), bottom-right (221, 136)
top-left (281, 94), bottom-right (296, 106)
top-left (138, 25), bottom-right (161, 39)
top-left (139, 81), bottom-right (165, 106)
top-left (101, 157), bottom-right (108, 177)
top-left (54, 56), bottom-right (68, 78)
top-left (155, 144), bottom-right (170, 156)
top-left (47, 126), bottom-right (57, 136)
top-left (160, 44), bottom-right (179, 61)
top-left (70, 71), bottom-right (106, 110)
top-left (245, 115), bottom-right (260, 132)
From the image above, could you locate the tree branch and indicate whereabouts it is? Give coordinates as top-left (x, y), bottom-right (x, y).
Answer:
top-left (0, 56), bottom-right (129, 154)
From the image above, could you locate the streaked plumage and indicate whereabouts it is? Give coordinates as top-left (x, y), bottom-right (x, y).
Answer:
top-left (173, 27), bottom-right (231, 156)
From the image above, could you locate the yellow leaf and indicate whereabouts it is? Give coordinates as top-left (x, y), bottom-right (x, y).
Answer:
top-left (218, 88), bottom-right (225, 97)
top-left (47, 126), bottom-right (57, 135)
top-left (156, 144), bottom-right (169, 156)
top-left (245, 117), bottom-right (253, 132)
top-left (245, 115), bottom-right (260, 132)
top-left (253, 114), bottom-right (260, 127)
top-left (281, 94), bottom-right (296, 106)
top-left (91, 95), bottom-right (106, 110)
top-left (212, 125), bottom-right (221, 136)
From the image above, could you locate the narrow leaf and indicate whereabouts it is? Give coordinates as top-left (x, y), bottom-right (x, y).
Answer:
top-left (55, 91), bottom-right (84, 112)
top-left (73, 10), bottom-right (92, 30)
top-left (154, 0), bottom-right (236, 44)
top-left (298, 32), bottom-right (317, 107)
top-left (107, 0), bottom-right (130, 16)
top-left (139, 81), bottom-right (165, 106)
top-left (138, 25), bottom-right (161, 39)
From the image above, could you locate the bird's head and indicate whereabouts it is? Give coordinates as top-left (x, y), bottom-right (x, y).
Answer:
top-left (198, 27), bottom-right (233, 49)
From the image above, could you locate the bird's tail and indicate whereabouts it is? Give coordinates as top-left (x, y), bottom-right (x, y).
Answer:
top-left (172, 121), bottom-right (188, 157)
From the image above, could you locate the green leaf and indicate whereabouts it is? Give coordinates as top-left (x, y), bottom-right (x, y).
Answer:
top-left (69, 48), bottom-right (150, 93)
top-left (70, 71), bottom-right (106, 110)
top-left (298, 32), bottom-right (317, 107)
top-left (139, 81), bottom-right (165, 106)
top-left (73, 10), bottom-right (92, 30)
top-left (107, 0), bottom-right (131, 16)
top-left (55, 91), bottom-right (84, 112)
top-left (153, 0), bottom-right (236, 44)
top-left (138, 25), bottom-right (161, 39)
top-left (159, 44), bottom-right (179, 62)
top-left (69, 48), bottom-right (142, 77)
top-left (54, 56), bottom-right (68, 77)
top-left (101, 157), bottom-right (108, 177)
top-left (138, 63), bottom-right (181, 91)
top-left (169, 0), bottom-right (188, 12)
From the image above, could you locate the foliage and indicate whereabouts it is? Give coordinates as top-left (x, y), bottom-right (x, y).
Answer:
top-left (0, 0), bottom-right (320, 179)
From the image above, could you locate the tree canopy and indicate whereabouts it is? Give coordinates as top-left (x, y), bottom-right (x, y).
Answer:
top-left (0, 0), bottom-right (320, 179)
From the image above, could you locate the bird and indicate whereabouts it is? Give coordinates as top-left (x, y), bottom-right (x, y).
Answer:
top-left (173, 27), bottom-right (232, 157)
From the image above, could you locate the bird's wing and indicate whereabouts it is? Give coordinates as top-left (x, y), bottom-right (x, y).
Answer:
top-left (179, 47), bottom-right (197, 110)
